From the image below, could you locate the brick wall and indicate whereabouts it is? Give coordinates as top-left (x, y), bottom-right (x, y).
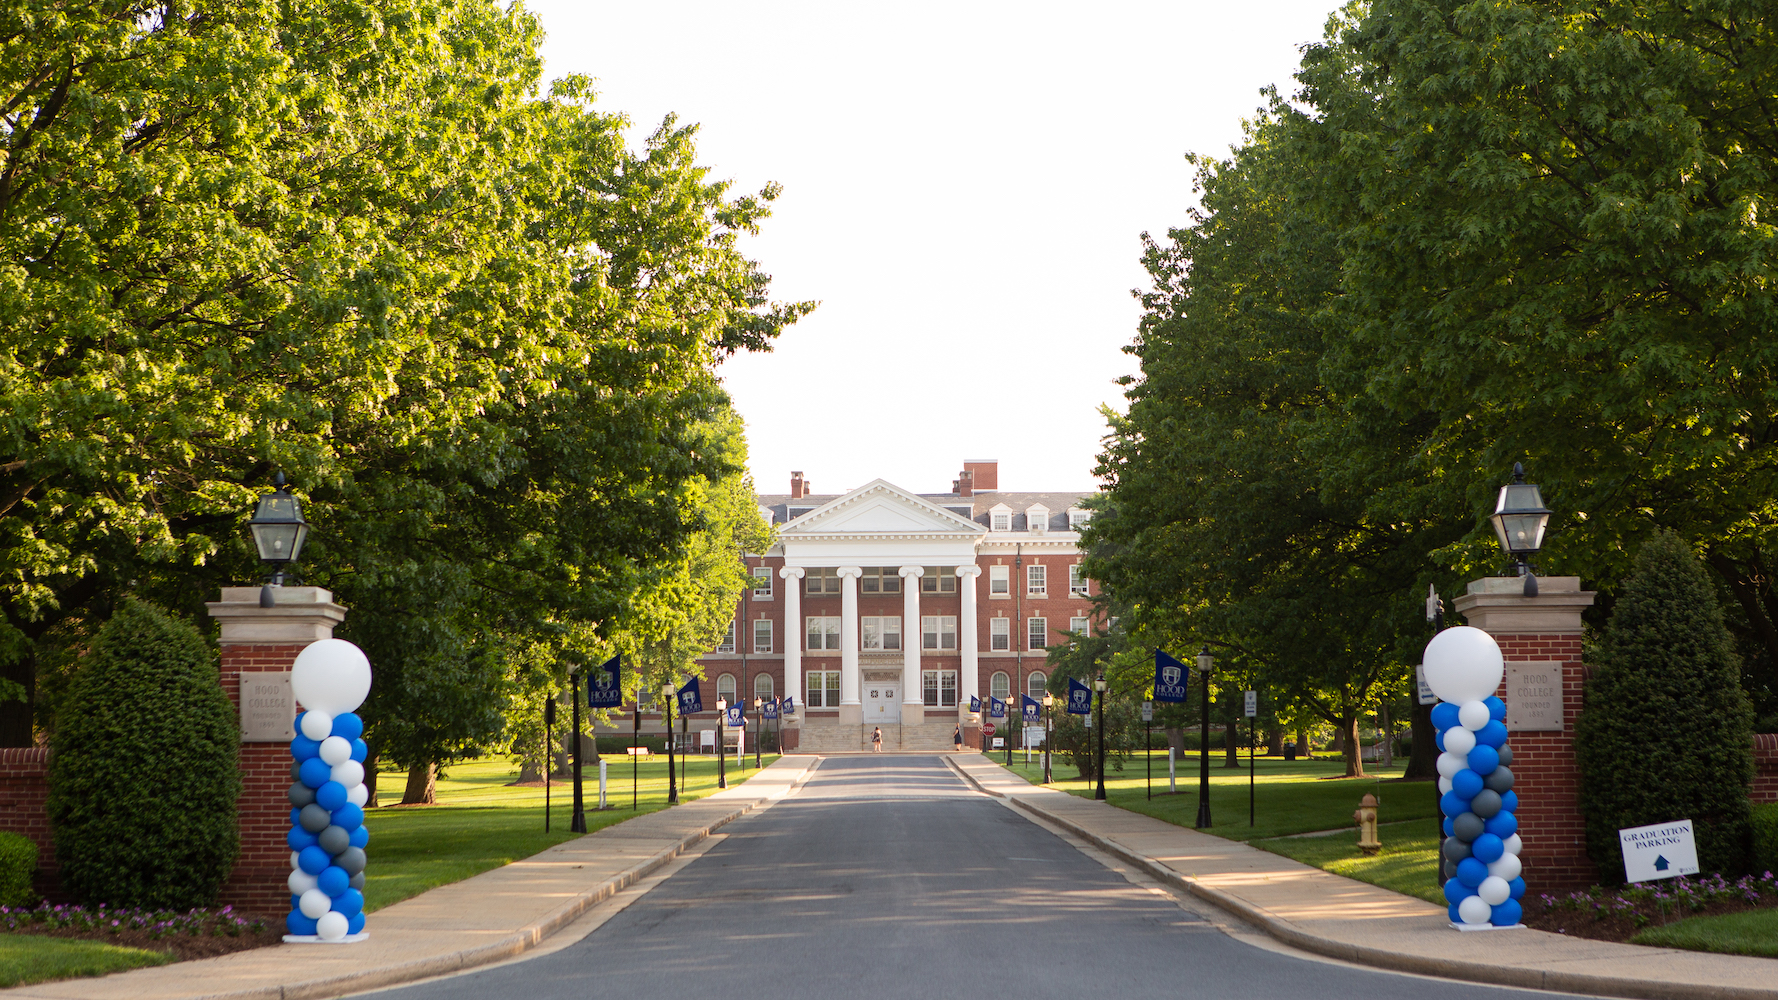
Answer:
top-left (1753, 734), bottom-right (1778, 804)
top-left (0, 748), bottom-right (58, 900)
top-left (1492, 632), bottom-right (1596, 893)
top-left (218, 643), bottom-right (307, 915)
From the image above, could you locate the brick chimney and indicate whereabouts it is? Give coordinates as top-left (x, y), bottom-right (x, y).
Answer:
top-left (790, 471), bottom-right (805, 500)
top-left (963, 460), bottom-right (998, 491)
top-left (954, 470), bottom-right (974, 497)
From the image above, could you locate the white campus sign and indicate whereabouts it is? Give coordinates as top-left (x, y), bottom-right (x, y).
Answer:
top-left (1618, 819), bottom-right (1698, 883)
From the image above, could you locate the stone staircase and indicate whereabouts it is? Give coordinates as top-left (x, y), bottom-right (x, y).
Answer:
top-left (793, 722), bottom-right (962, 753)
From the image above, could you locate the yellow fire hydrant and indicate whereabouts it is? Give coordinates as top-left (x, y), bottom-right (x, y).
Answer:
top-left (1354, 792), bottom-right (1381, 856)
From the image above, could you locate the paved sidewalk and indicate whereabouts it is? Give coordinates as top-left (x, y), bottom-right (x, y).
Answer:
top-left (946, 753), bottom-right (1778, 1000)
top-left (3, 756), bottom-right (819, 1000)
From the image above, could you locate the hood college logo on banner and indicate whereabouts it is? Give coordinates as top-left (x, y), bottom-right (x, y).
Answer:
top-left (725, 704), bottom-right (744, 727)
top-left (587, 654), bottom-right (623, 709)
top-left (1153, 649), bottom-right (1189, 704)
top-left (677, 677), bottom-right (702, 715)
top-left (969, 694), bottom-right (982, 713)
top-left (1021, 695), bottom-right (1041, 723)
top-left (1067, 677), bottom-right (1093, 715)
top-left (988, 696), bottom-right (1007, 719)
top-left (762, 698), bottom-right (779, 720)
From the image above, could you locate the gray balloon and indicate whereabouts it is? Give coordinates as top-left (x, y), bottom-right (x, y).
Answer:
top-left (349, 871), bottom-right (366, 891)
top-left (299, 803), bottom-right (332, 833)
top-left (291, 762), bottom-right (304, 781)
top-left (288, 783), bottom-right (316, 807)
top-left (1484, 765), bottom-right (1514, 793)
top-left (1442, 837), bottom-right (1471, 862)
top-left (1497, 745), bottom-right (1513, 767)
top-left (334, 846), bottom-right (367, 875)
top-left (1453, 812), bottom-right (1485, 842)
top-left (1470, 789), bottom-right (1503, 819)
top-left (1443, 858), bottom-right (1461, 881)
top-left (318, 825), bottom-right (351, 855)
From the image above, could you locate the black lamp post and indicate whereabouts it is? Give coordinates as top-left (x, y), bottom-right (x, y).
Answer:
top-left (1490, 462), bottom-right (1552, 596)
top-left (1195, 646), bottom-right (1214, 829)
top-left (662, 683), bottom-right (678, 805)
top-left (569, 667), bottom-right (587, 833)
top-left (716, 698), bottom-right (727, 789)
top-left (1093, 673), bottom-right (1107, 801)
top-left (1042, 692), bottom-right (1054, 784)
top-left (248, 474), bottom-right (309, 608)
top-left (753, 697), bottom-right (763, 768)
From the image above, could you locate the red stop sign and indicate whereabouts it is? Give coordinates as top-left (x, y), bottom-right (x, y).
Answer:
top-left (982, 723), bottom-right (997, 736)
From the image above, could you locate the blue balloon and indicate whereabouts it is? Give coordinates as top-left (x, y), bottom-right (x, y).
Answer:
top-left (1485, 696), bottom-right (1506, 721)
top-left (349, 825), bottom-right (370, 849)
top-left (291, 894), bottom-right (301, 910)
top-left (287, 826), bottom-right (318, 851)
top-left (1448, 902), bottom-right (1464, 924)
top-left (317, 865), bottom-right (350, 898)
top-left (299, 757), bottom-right (332, 789)
top-left (1431, 702), bottom-right (1460, 732)
top-left (1442, 816), bottom-right (1455, 837)
top-left (316, 781), bottom-right (348, 812)
top-left (1501, 790), bottom-right (1519, 813)
top-left (1476, 720), bottom-right (1509, 748)
top-left (291, 734), bottom-right (321, 761)
top-left (347, 911), bottom-right (366, 935)
top-left (1490, 898), bottom-right (1523, 926)
top-left (330, 713), bottom-right (364, 741)
top-left (332, 888), bottom-right (365, 917)
top-left (1434, 729), bottom-right (1446, 753)
top-left (290, 807), bottom-right (302, 826)
top-left (1471, 833), bottom-right (1504, 864)
top-left (1443, 878), bottom-right (1474, 904)
top-left (1440, 791), bottom-right (1470, 817)
top-left (286, 911), bottom-right (319, 936)
top-left (350, 738), bottom-right (368, 763)
top-left (298, 845), bottom-right (331, 875)
top-left (1451, 769), bottom-right (1484, 799)
top-left (1457, 857), bottom-right (1489, 888)
top-left (1467, 745), bottom-right (1500, 776)
top-left (331, 803), bottom-right (364, 831)
top-left (1484, 811), bottom-right (1518, 839)
top-left (1509, 876), bottom-right (1526, 900)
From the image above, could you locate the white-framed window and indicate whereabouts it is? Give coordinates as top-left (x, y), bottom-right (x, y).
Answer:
top-left (923, 669), bottom-right (959, 707)
top-left (805, 568), bottom-right (840, 595)
top-left (754, 673), bottom-right (774, 700)
top-left (991, 510), bottom-right (1011, 532)
top-left (990, 671), bottom-right (1011, 700)
top-left (1026, 506), bottom-right (1049, 533)
top-left (807, 670), bottom-right (841, 708)
top-left (717, 673), bottom-right (737, 702)
top-left (861, 616), bottom-right (902, 651)
top-left (919, 566), bottom-right (956, 593)
top-left (922, 615), bottom-right (957, 650)
top-left (1027, 671), bottom-right (1048, 699)
top-left (1028, 616), bottom-right (1048, 650)
top-left (1068, 508), bottom-right (1090, 529)
top-left (989, 564), bottom-right (1010, 597)
top-left (752, 566), bottom-right (774, 598)
top-left (1027, 564), bottom-right (1047, 597)
top-left (1070, 616), bottom-right (1090, 636)
top-left (806, 616), bottom-right (841, 650)
top-left (717, 619), bottom-right (736, 653)
top-left (858, 567), bottom-right (902, 594)
top-left (753, 618), bottom-right (773, 653)
top-left (1069, 564), bottom-right (1088, 596)
top-left (990, 617), bottom-right (1010, 651)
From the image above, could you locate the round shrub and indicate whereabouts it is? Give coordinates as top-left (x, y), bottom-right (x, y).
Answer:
top-left (47, 600), bottom-right (240, 908)
top-left (0, 831), bottom-right (38, 907)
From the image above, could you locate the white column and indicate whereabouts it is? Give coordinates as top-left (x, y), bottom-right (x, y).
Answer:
top-left (838, 566), bottom-right (863, 720)
top-left (900, 566), bottom-right (924, 723)
top-left (956, 564), bottom-right (981, 723)
top-left (780, 566), bottom-right (804, 718)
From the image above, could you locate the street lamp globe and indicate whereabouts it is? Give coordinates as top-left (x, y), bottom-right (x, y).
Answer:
top-left (1093, 675), bottom-right (1107, 693)
top-left (249, 474), bottom-right (309, 568)
top-left (1196, 646), bottom-right (1214, 674)
top-left (1490, 462), bottom-right (1551, 594)
top-left (1042, 692), bottom-right (1054, 709)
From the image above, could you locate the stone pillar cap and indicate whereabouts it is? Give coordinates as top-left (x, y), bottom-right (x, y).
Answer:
top-left (1453, 576), bottom-right (1594, 635)
top-left (206, 586), bottom-right (346, 644)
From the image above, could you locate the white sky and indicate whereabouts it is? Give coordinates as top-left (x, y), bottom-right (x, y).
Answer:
top-left (526, 1), bottom-right (1340, 496)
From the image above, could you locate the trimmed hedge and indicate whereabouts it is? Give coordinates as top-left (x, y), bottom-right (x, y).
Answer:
top-left (0, 832), bottom-right (37, 907)
top-left (47, 600), bottom-right (241, 908)
top-left (1754, 802), bottom-right (1778, 876)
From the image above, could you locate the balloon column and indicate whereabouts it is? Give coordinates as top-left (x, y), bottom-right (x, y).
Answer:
top-left (1423, 626), bottom-right (1525, 929)
top-left (284, 639), bottom-right (374, 943)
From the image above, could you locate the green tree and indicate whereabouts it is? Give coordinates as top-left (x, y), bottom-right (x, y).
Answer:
top-left (1576, 532), bottom-right (1755, 880)
top-left (47, 600), bottom-right (239, 907)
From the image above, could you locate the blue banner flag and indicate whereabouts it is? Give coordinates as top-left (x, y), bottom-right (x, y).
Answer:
top-left (988, 696), bottom-right (1007, 720)
top-left (1153, 649), bottom-right (1190, 704)
top-left (781, 695), bottom-right (795, 715)
top-left (763, 698), bottom-right (779, 720)
top-left (969, 694), bottom-right (982, 713)
top-left (725, 704), bottom-right (744, 727)
top-left (676, 677), bottom-right (703, 715)
top-left (1066, 677), bottom-right (1093, 715)
top-left (586, 654), bottom-right (623, 709)
top-left (1022, 695), bottom-right (1042, 723)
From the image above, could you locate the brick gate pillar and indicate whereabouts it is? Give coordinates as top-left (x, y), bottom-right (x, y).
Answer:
top-left (206, 587), bottom-right (347, 913)
top-left (1453, 576), bottom-right (1597, 893)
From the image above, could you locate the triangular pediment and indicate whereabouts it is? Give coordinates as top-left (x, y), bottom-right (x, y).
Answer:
top-left (780, 480), bottom-right (985, 537)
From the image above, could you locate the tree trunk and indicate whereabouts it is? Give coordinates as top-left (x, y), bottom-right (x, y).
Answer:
top-left (1379, 705), bottom-right (1393, 767)
top-left (1296, 724), bottom-right (1313, 759)
top-left (1267, 727), bottom-right (1284, 756)
top-left (1164, 726), bottom-right (1186, 760)
top-left (1404, 698), bottom-right (1438, 779)
top-left (364, 746), bottom-right (380, 808)
top-left (1224, 722), bottom-right (1241, 768)
top-left (402, 761), bottom-right (437, 805)
top-left (517, 758), bottom-right (542, 783)
top-left (1339, 716), bottom-right (1365, 778)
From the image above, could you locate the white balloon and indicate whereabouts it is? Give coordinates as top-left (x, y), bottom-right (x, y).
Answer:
top-left (1437, 752), bottom-right (1467, 778)
top-left (288, 869), bottom-right (318, 894)
top-left (1477, 875), bottom-right (1511, 906)
top-left (300, 888), bottom-right (333, 919)
top-left (316, 911), bottom-right (349, 942)
top-left (1459, 700), bottom-right (1491, 731)
top-left (1438, 776), bottom-right (1453, 794)
top-left (1422, 627), bottom-right (1505, 704)
top-left (1444, 726), bottom-right (1477, 756)
top-left (1458, 895), bottom-right (1492, 925)
top-left (292, 639), bottom-right (373, 716)
top-left (331, 759), bottom-right (364, 788)
top-left (291, 851), bottom-right (302, 870)
top-left (1503, 834), bottom-right (1523, 856)
top-left (319, 736), bottom-right (352, 766)
top-left (347, 782), bottom-right (369, 807)
top-left (300, 711), bottom-right (334, 742)
top-left (1489, 853), bottom-right (1523, 882)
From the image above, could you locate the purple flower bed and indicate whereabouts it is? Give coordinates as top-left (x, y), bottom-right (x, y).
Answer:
top-left (0, 902), bottom-right (268, 938)
top-left (1525, 872), bottom-right (1778, 940)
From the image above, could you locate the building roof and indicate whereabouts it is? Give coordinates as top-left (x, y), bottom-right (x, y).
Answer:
top-left (759, 489), bottom-right (1094, 531)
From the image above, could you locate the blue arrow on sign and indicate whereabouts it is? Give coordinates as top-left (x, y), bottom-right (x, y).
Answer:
top-left (1654, 855), bottom-right (1670, 872)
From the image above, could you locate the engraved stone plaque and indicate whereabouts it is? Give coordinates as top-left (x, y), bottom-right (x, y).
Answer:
top-left (1505, 662), bottom-right (1564, 732)
top-left (240, 671), bottom-right (295, 742)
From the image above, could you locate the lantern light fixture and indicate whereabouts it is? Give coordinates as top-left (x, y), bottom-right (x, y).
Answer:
top-left (1490, 462), bottom-right (1551, 596)
top-left (249, 473), bottom-right (309, 607)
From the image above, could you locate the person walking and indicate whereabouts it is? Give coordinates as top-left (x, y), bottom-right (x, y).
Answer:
top-left (871, 726), bottom-right (883, 753)
top-left (953, 725), bottom-right (963, 750)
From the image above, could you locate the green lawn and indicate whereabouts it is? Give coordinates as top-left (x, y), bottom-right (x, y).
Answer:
top-left (0, 936), bottom-right (171, 987)
top-left (1257, 821), bottom-right (1444, 905)
top-left (1631, 908), bottom-right (1778, 956)
top-left (364, 753), bottom-right (778, 912)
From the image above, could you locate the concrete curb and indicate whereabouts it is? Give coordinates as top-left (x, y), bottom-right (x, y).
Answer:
top-left (942, 756), bottom-right (1778, 1000)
